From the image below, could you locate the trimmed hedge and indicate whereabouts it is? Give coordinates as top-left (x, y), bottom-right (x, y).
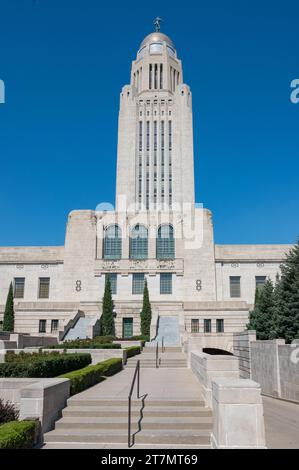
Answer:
top-left (50, 342), bottom-right (121, 350)
top-left (59, 358), bottom-right (123, 395)
top-left (125, 346), bottom-right (141, 358)
top-left (0, 353), bottom-right (91, 378)
top-left (0, 420), bottom-right (37, 449)
top-left (5, 350), bottom-right (60, 363)
top-left (0, 399), bottom-right (19, 425)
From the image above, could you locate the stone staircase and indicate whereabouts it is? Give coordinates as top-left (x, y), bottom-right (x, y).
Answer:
top-left (42, 397), bottom-right (212, 448)
top-left (126, 346), bottom-right (187, 368)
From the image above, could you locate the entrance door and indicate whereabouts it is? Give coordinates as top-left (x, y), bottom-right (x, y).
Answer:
top-left (122, 318), bottom-right (133, 338)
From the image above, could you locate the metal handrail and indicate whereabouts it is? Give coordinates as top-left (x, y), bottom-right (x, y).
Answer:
top-left (162, 336), bottom-right (165, 353)
top-left (128, 359), bottom-right (140, 447)
top-left (156, 341), bottom-right (159, 368)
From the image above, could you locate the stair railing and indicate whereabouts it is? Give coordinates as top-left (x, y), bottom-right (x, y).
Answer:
top-left (128, 359), bottom-right (140, 447)
top-left (156, 341), bottom-right (159, 368)
top-left (162, 336), bottom-right (165, 353)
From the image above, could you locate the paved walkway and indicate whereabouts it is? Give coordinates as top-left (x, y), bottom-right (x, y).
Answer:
top-left (263, 395), bottom-right (299, 448)
top-left (72, 367), bottom-right (204, 401)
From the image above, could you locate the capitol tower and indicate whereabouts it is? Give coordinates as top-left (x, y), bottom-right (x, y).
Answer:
top-left (116, 20), bottom-right (195, 211)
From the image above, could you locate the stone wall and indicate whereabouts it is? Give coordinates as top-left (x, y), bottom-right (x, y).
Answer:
top-left (0, 377), bottom-right (70, 434)
top-left (190, 351), bottom-right (239, 406)
top-left (251, 339), bottom-right (299, 402)
top-left (233, 330), bottom-right (256, 378)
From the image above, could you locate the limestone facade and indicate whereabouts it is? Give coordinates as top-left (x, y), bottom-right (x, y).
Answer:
top-left (0, 30), bottom-right (293, 345)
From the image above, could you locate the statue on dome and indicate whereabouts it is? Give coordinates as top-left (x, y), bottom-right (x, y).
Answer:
top-left (153, 17), bottom-right (162, 32)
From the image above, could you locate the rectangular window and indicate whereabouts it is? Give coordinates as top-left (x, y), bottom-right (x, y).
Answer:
top-left (216, 319), bottom-right (224, 333)
top-left (39, 319), bottom-right (46, 333)
top-left (38, 278), bottom-right (50, 299)
top-left (154, 121), bottom-right (157, 151)
top-left (204, 319), bottom-right (211, 333)
top-left (160, 273), bottom-right (172, 294)
top-left (160, 64), bottom-right (163, 89)
top-left (0, 321), bottom-right (3, 332)
top-left (105, 273), bottom-right (117, 295)
top-left (256, 276), bottom-right (267, 291)
top-left (132, 273), bottom-right (145, 295)
top-left (230, 276), bottom-right (241, 298)
top-left (14, 277), bottom-right (25, 299)
top-left (191, 319), bottom-right (199, 333)
top-left (51, 319), bottom-right (59, 333)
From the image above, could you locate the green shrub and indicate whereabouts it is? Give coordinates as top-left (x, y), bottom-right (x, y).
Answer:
top-left (5, 350), bottom-right (60, 363)
top-left (0, 420), bottom-right (37, 449)
top-left (59, 358), bottom-right (123, 395)
top-left (125, 346), bottom-right (141, 358)
top-left (0, 353), bottom-right (91, 378)
top-left (50, 342), bottom-right (121, 350)
top-left (0, 399), bottom-right (19, 425)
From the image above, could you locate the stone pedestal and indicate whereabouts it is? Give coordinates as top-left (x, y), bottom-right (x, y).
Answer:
top-left (211, 377), bottom-right (266, 448)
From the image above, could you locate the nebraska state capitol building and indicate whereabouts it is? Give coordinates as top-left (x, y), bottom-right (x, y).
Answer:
top-left (0, 27), bottom-right (292, 349)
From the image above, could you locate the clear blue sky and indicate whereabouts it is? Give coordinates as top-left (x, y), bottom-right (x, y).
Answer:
top-left (0, 0), bottom-right (298, 246)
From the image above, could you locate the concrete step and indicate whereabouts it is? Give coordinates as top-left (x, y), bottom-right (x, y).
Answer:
top-left (42, 442), bottom-right (211, 449)
top-left (44, 429), bottom-right (211, 445)
top-left (55, 416), bottom-right (212, 430)
top-left (142, 347), bottom-right (182, 353)
top-left (67, 399), bottom-right (206, 407)
top-left (63, 407), bottom-right (210, 418)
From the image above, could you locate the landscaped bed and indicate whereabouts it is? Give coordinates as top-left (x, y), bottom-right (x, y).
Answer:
top-left (0, 352), bottom-right (91, 377)
top-left (49, 335), bottom-right (121, 349)
top-left (59, 357), bottom-right (123, 395)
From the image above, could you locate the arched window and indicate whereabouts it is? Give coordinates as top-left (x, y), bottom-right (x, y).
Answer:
top-left (103, 225), bottom-right (122, 260)
top-left (130, 224), bottom-right (148, 259)
top-left (157, 224), bottom-right (175, 259)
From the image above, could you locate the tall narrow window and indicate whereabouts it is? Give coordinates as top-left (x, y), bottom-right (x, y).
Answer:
top-left (160, 273), bottom-right (172, 294)
top-left (154, 121), bottom-right (157, 152)
top-left (39, 278), bottom-right (50, 299)
top-left (14, 277), bottom-right (25, 299)
top-left (39, 319), bottom-right (46, 333)
top-left (104, 225), bottom-right (122, 260)
top-left (216, 319), bottom-right (224, 333)
top-left (161, 121), bottom-right (164, 165)
top-left (51, 320), bottom-right (59, 333)
top-left (154, 64), bottom-right (158, 89)
top-left (230, 276), bottom-right (241, 298)
top-left (132, 273), bottom-right (145, 294)
top-left (168, 121), bottom-right (172, 151)
top-left (146, 121), bottom-right (150, 151)
top-left (139, 121), bottom-right (142, 151)
top-left (105, 273), bottom-right (117, 295)
top-left (204, 319), bottom-right (211, 333)
top-left (191, 319), bottom-right (199, 333)
top-left (157, 225), bottom-right (175, 259)
top-left (149, 64), bottom-right (152, 89)
top-left (130, 224), bottom-right (148, 259)
top-left (160, 64), bottom-right (163, 89)
top-left (255, 276), bottom-right (267, 291)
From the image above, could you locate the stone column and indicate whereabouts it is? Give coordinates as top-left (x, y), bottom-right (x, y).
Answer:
top-left (211, 378), bottom-right (266, 448)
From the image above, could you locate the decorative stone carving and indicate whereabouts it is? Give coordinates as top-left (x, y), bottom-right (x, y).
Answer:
top-left (102, 261), bottom-right (120, 270)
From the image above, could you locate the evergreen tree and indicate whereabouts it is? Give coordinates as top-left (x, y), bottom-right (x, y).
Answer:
top-left (140, 279), bottom-right (152, 338)
top-left (3, 282), bottom-right (14, 332)
top-left (100, 275), bottom-right (115, 336)
top-left (247, 287), bottom-right (261, 331)
top-left (275, 241), bottom-right (299, 343)
top-left (255, 279), bottom-right (275, 340)
top-left (269, 274), bottom-right (281, 339)
top-left (247, 280), bottom-right (275, 340)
